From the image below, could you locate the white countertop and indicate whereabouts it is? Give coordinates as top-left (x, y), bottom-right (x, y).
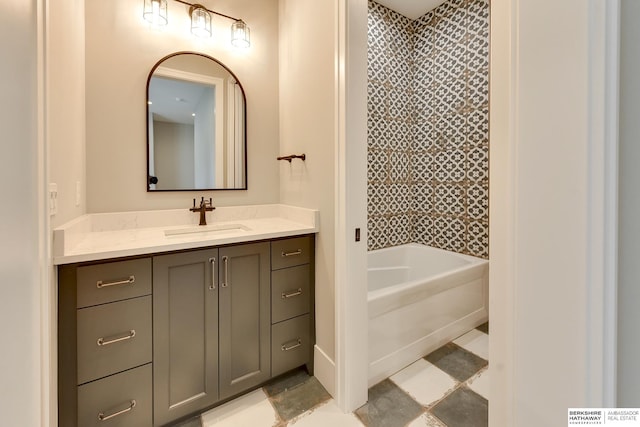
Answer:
top-left (53, 204), bottom-right (319, 265)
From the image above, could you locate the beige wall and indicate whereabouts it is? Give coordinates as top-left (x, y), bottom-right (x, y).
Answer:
top-left (490, 0), bottom-right (616, 423)
top-left (85, 0), bottom-right (280, 212)
top-left (279, 0), bottom-right (336, 364)
top-left (0, 0), bottom-right (43, 425)
top-left (49, 0), bottom-right (86, 227)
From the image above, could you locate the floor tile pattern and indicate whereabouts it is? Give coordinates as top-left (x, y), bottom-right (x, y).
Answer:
top-left (390, 358), bottom-right (457, 407)
top-left (431, 387), bottom-right (488, 427)
top-left (173, 322), bottom-right (489, 427)
top-left (268, 375), bottom-right (332, 423)
top-left (354, 379), bottom-right (425, 427)
top-left (424, 342), bottom-right (488, 382)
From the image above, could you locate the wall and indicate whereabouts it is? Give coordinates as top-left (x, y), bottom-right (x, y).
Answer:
top-left (335, 0), bottom-right (370, 409)
top-left (46, 2), bottom-right (87, 424)
top-left (48, 0), bottom-right (86, 227)
top-left (85, 0), bottom-right (280, 212)
top-left (0, 0), bottom-right (43, 426)
top-left (153, 121), bottom-right (195, 189)
top-left (411, 0), bottom-right (489, 257)
top-left (367, 0), bottom-right (489, 259)
top-left (618, 0), bottom-right (640, 406)
top-left (490, 0), bottom-right (614, 424)
top-left (193, 86), bottom-right (215, 188)
top-left (367, 2), bottom-right (414, 248)
top-left (278, 0), bottom-right (337, 392)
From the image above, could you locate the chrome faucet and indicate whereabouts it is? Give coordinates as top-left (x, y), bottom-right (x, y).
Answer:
top-left (190, 197), bottom-right (215, 226)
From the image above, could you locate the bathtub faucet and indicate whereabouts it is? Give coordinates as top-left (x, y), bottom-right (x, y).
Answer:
top-left (190, 197), bottom-right (215, 226)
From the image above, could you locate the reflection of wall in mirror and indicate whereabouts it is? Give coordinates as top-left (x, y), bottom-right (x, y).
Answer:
top-left (153, 119), bottom-right (195, 189)
top-left (227, 78), bottom-right (245, 188)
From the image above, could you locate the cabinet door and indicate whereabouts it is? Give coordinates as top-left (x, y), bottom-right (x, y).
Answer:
top-left (153, 249), bottom-right (218, 426)
top-left (219, 242), bottom-right (271, 399)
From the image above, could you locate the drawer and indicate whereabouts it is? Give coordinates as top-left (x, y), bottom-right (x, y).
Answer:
top-left (271, 265), bottom-right (310, 324)
top-left (77, 258), bottom-right (151, 308)
top-left (77, 296), bottom-right (152, 385)
top-left (271, 236), bottom-right (312, 270)
top-left (271, 314), bottom-right (310, 377)
top-left (78, 363), bottom-right (152, 427)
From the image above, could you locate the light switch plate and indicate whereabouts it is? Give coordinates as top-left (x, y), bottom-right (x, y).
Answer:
top-left (75, 181), bottom-right (81, 207)
top-left (49, 183), bottom-right (58, 215)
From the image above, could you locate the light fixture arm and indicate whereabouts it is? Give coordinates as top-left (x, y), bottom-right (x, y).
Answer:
top-left (174, 0), bottom-right (242, 23)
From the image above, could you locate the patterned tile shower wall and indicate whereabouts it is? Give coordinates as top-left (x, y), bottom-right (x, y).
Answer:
top-left (367, 1), bottom-right (414, 249)
top-left (367, 0), bottom-right (489, 259)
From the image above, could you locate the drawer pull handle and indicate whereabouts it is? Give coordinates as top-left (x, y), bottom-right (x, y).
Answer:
top-left (281, 338), bottom-right (302, 352)
top-left (98, 399), bottom-right (136, 422)
top-left (281, 288), bottom-right (303, 299)
top-left (97, 330), bottom-right (136, 346)
top-left (96, 276), bottom-right (135, 289)
top-left (281, 249), bottom-right (302, 258)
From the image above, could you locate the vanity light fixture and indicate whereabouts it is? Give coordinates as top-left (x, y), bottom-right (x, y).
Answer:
top-left (231, 20), bottom-right (250, 48)
top-left (143, 0), bottom-right (168, 26)
top-left (145, 0), bottom-right (251, 47)
top-left (189, 4), bottom-right (211, 38)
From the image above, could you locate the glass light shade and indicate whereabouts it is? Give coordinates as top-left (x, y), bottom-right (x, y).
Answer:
top-left (231, 20), bottom-right (250, 48)
top-left (143, 0), bottom-right (168, 26)
top-left (190, 6), bottom-right (212, 38)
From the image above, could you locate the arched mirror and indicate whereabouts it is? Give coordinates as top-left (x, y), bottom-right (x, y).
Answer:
top-left (146, 52), bottom-right (247, 191)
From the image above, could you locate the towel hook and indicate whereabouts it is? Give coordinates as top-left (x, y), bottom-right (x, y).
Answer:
top-left (277, 154), bottom-right (306, 163)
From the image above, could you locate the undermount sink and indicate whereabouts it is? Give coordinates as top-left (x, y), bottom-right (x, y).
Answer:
top-left (164, 223), bottom-right (251, 237)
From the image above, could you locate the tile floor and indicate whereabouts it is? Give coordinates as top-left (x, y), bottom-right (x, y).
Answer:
top-left (173, 323), bottom-right (489, 427)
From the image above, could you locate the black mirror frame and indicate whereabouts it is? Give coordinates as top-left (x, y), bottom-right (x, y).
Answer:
top-left (146, 51), bottom-right (248, 192)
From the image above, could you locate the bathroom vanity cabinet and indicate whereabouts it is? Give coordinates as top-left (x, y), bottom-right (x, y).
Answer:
top-left (58, 235), bottom-right (315, 427)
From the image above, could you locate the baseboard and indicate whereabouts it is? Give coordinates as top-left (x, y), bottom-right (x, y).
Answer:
top-left (313, 345), bottom-right (336, 397)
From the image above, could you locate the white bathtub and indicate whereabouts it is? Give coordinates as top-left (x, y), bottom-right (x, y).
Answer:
top-left (368, 243), bottom-right (489, 386)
